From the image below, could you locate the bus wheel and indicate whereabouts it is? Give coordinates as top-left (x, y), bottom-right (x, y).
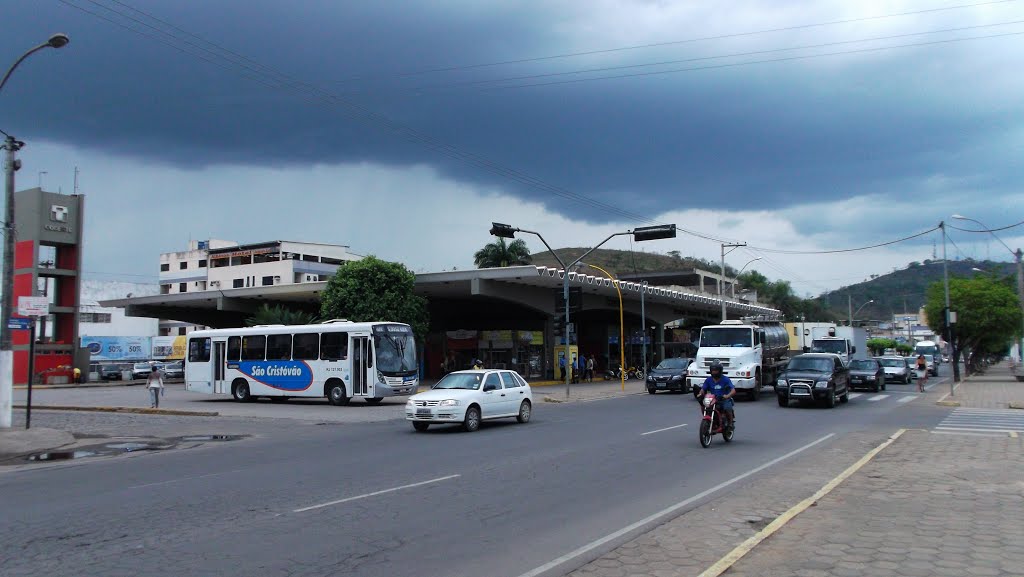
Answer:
top-left (365, 397), bottom-right (383, 405)
top-left (232, 379), bottom-right (252, 403)
top-left (326, 380), bottom-right (349, 406)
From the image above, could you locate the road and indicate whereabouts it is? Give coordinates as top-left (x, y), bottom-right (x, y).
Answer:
top-left (0, 368), bottom-right (954, 577)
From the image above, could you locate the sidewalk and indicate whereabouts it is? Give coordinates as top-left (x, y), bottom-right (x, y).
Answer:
top-left (940, 361), bottom-right (1024, 409)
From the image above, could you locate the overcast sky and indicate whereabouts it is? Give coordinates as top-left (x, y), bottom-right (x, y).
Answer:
top-left (3, 0), bottom-right (1023, 297)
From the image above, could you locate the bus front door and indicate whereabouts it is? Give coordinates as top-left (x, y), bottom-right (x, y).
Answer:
top-left (213, 340), bottom-right (228, 394)
top-left (352, 336), bottom-right (372, 397)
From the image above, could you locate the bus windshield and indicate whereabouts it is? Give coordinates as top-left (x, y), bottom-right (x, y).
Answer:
top-left (699, 328), bottom-right (752, 348)
top-left (373, 324), bottom-right (417, 374)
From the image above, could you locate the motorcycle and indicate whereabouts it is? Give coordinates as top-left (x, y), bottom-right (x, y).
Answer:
top-left (698, 394), bottom-right (734, 447)
top-left (604, 365), bottom-right (645, 381)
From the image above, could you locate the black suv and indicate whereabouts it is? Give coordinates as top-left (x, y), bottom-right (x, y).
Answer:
top-left (645, 357), bottom-right (692, 394)
top-left (776, 353), bottom-right (850, 408)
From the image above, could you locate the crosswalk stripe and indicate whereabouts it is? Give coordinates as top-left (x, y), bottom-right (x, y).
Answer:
top-left (847, 393), bottom-right (863, 399)
top-left (867, 394), bottom-right (889, 402)
top-left (935, 408), bottom-right (1024, 433)
top-left (897, 396), bottom-right (916, 404)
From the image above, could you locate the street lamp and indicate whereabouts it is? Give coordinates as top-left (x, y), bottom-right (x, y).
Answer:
top-left (720, 242), bottom-right (747, 321)
top-left (490, 223), bottom-right (675, 398)
top-left (849, 298), bottom-right (874, 326)
top-left (0, 33), bottom-right (71, 429)
top-left (732, 257), bottom-right (761, 298)
top-left (581, 262), bottom-right (625, 391)
top-left (939, 221), bottom-right (959, 389)
top-left (953, 214), bottom-right (1024, 370)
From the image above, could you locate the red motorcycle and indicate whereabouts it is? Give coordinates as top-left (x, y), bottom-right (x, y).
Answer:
top-left (698, 394), bottom-right (734, 447)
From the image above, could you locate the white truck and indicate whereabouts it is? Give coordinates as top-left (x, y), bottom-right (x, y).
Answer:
top-left (687, 319), bottom-right (790, 401)
top-left (809, 326), bottom-right (868, 366)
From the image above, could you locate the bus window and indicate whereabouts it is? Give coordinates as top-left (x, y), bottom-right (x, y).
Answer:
top-left (227, 336), bottom-right (241, 361)
top-left (293, 333), bottom-right (319, 360)
top-left (321, 332), bottom-right (348, 360)
top-left (266, 334), bottom-right (292, 360)
top-left (188, 338), bottom-right (211, 362)
top-left (242, 335), bottom-right (266, 361)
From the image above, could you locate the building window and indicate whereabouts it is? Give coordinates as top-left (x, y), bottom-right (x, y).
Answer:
top-left (179, 283), bottom-right (187, 293)
top-left (160, 263), bottom-right (170, 272)
top-left (80, 312), bottom-right (112, 323)
top-left (179, 261), bottom-right (188, 270)
top-left (198, 259), bottom-right (207, 268)
top-left (178, 327), bottom-right (187, 336)
top-left (302, 254), bottom-right (319, 262)
top-left (161, 284), bottom-right (171, 294)
top-left (262, 276), bottom-right (275, 286)
top-left (233, 279), bottom-right (244, 288)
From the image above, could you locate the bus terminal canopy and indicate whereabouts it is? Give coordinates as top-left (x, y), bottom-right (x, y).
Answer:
top-left (101, 266), bottom-right (780, 328)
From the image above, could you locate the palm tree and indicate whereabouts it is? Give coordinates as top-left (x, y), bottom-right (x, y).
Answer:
top-left (473, 238), bottom-right (533, 268)
top-left (246, 304), bottom-right (319, 326)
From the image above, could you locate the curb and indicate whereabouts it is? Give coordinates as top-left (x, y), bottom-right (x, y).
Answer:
top-left (697, 428), bottom-right (907, 577)
top-left (13, 405), bottom-right (219, 417)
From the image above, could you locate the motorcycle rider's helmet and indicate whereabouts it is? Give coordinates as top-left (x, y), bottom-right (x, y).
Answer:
top-left (709, 363), bottom-right (724, 377)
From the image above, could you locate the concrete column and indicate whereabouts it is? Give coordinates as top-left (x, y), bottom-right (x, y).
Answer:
top-left (656, 323), bottom-right (666, 361)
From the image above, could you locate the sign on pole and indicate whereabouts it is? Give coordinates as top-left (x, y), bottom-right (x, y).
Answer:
top-left (7, 317), bottom-right (32, 330)
top-left (18, 296), bottom-right (50, 317)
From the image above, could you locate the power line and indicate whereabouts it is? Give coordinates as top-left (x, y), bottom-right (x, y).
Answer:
top-left (329, 0), bottom-right (1020, 83)
top-left (398, 19), bottom-right (1024, 94)
top-left (745, 226), bottom-right (941, 255)
top-left (948, 218), bottom-right (1024, 233)
top-left (490, 30), bottom-right (1024, 90)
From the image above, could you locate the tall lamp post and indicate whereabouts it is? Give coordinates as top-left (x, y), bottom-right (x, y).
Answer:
top-left (953, 214), bottom-right (1024, 370)
top-left (490, 223), bottom-right (676, 399)
top-left (849, 298), bottom-right (874, 327)
top-left (719, 242), bottom-right (747, 321)
top-left (0, 33), bottom-right (71, 429)
top-left (581, 262), bottom-right (625, 391)
top-left (939, 221), bottom-right (960, 389)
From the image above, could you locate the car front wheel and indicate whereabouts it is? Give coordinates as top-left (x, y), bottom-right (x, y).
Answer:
top-left (463, 406), bottom-right (481, 432)
top-left (825, 388), bottom-right (836, 408)
top-left (517, 400), bottom-right (531, 423)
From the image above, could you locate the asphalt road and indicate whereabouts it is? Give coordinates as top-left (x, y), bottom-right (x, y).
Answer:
top-left (0, 367), bottom-right (954, 577)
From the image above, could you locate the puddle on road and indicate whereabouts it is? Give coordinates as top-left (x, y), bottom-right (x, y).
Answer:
top-left (104, 442), bottom-right (158, 452)
top-left (177, 435), bottom-right (244, 442)
top-left (26, 450), bottom-right (97, 462)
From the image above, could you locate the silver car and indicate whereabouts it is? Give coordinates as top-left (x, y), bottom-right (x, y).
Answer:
top-left (875, 356), bottom-right (911, 384)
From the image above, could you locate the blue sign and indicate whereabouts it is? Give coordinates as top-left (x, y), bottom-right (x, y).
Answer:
top-left (7, 317), bottom-right (32, 330)
top-left (237, 361), bottom-right (314, 391)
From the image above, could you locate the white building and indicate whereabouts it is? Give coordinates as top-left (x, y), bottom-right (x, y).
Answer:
top-left (79, 280), bottom-right (160, 337)
top-left (157, 239), bottom-right (363, 335)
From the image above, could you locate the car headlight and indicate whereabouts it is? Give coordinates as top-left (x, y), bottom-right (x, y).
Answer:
top-left (815, 381), bottom-right (830, 388)
top-left (776, 379), bottom-right (787, 386)
top-left (647, 375), bottom-right (654, 382)
top-left (406, 400), bottom-right (415, 407)
top-left (377, 370), bottom-right (387, 384)
top-left (439, 399), bottom-right (460, 407)
top-left (671, 375), bottom-right (682, 381)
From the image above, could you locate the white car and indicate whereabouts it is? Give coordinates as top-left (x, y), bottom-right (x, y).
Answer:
top-left (406, 369), bottom-right (533, 432)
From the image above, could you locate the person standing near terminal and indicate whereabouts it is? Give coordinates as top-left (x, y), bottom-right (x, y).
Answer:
top-left (147, 364), bottom-right (165, 408)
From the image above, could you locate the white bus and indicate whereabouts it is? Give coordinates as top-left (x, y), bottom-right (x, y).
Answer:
top-left (184, 320), bottom-right (419, 405)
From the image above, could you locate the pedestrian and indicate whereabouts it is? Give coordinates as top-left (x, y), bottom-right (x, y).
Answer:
top-left (915, 354), bottom-right (928, 392)
top-left (147, 364), bottom-right (165, 408)
top-left (571, 355), bottom-right (579, 384)
top-left (559, 354), bottom-right (566, 380)
top-left (73, 366), bottom-right (82, 384)
top-left (586, 354), bottom-right (595, 382)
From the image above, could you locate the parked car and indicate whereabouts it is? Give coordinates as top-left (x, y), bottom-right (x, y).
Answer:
top-left (132, 362), bottom-right (154, 380)
top-left (646, 357), bottom-right (692, 394)
top-left (160, 361), bottom-right (184, 379)
top-left (848, 359), bottom-right (886, 392)
top-left (775, 353), bottom-right (850, 408)
top-left (923, 354), bottom-right (938, 377)
top-left (100, 364), bottom-right (123, 381)
top-left (406, 369), bottom-right (533, 432)
top-left (876, 356), bottom-right (911, 384)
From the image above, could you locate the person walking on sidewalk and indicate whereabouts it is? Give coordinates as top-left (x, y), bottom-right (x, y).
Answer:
top-left (586, 354), bottom-right (595, 383)
top-left (915, 354), bottom-right (928, 392)
top-left (147, 365), bottom-right (165, 408)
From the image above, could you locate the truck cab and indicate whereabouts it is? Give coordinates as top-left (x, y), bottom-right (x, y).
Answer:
top-left (810, 337), bottom-right (855, 366)
top-left (687, 319), bottom-right (789, 400)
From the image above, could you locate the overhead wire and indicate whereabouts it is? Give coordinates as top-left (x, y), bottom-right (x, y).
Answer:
top-left (948, 218), bottom-right (1024, 233)
top-left (328, 0), bottom-right (1020, 83)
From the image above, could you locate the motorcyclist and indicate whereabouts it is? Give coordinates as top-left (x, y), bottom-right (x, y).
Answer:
top-left (699, 363), bottom-right (736, 429)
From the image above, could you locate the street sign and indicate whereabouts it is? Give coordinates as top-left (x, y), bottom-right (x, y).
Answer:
top-left (18, 296), bottom-right (50, 317)
top-left (7, 317), bottom-right (32, 330)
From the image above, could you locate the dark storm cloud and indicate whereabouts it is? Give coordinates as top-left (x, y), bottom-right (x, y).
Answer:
top-left (5, 0), bottom-right (1023, 223)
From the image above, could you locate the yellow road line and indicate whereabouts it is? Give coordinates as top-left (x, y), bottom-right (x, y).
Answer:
top-left (697, 428), bottom-right (907, 577)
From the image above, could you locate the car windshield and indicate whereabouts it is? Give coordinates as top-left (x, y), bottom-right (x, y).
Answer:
top-left (655, 358), bottom-right (689, 370)
top-left (699, 328), bottom-right (751, 348)
top-left (878, 358), bottom-right (906, 368)
top-left (372, 324), bottom-right (417, 374)
top-left (788, 358), bottom-right (834, 372)
top-left (850, 360), bottom-right (877, 370)
top-left (810, 340), bottom-right (847, 354)
top-left (102, 365), bottom-right (118, 371)
top-left (432, 373), bottom-right (483, 390)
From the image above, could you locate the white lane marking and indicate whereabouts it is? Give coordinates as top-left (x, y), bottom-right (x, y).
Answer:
top-left (931, 430), bottom-right (1009, 437)
top-left (641, 423), bottom-right (688, 436)
top-left (130, 469), bottom-right (246, 489)
top-left (935, 427), bottom-right (1023, 434)
top-left (897, 396), bottom-right (917, 404)
top-left (293, 474), bottom-right (460, 513)
top-left (579, 393), bottom-right (646, 403)
top-left (847, 393), bottom-right (863, 399)
top-left (514, 433), bottom-right (836, 577)
top-left (867, 395), bottom-right (888, 402)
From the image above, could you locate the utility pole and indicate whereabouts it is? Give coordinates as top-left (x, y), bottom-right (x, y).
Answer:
top-left (0, 135), bottom-right (22, 427)
top-left (720, 243), bottom-right (746, 321)
top-left (941, 222), bottom-right (960, 387)
top-left (1016, 248), bottom-right (1024, 367)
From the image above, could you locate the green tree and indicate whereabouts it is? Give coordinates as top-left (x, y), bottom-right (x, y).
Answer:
top-left (924, 276), bottom-right (1022, 374)
top-left (896, 343), bottom-right (914, 356)
top-left (867, 338), bottom-right (897, 356)
top-left (320, 256), bottom-right (429, 340)
top-left (473, 238), bottom-right (532, 268)
top-left (246, 304), bottom-right (318, 326)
